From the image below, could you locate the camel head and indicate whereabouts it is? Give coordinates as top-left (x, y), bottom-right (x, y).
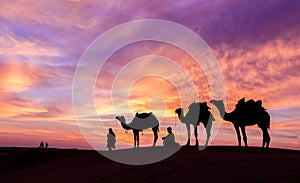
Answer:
top-left (175, 107), bottom-right (188, 123)
top-left (210, 99), bottom-right (226, 118)
top-left (175, 108), bottom-right (183, 115)
top-left (115, 116), bottom-right (126, 123)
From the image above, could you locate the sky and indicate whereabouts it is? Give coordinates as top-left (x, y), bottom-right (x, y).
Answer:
top-left (0, 0), bottom-right (300, 150)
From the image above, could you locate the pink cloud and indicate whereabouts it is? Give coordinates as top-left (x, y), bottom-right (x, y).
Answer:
top-left (0, 0), bottom-right (300, 150)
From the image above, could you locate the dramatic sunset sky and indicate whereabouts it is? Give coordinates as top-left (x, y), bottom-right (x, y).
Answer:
top-left (0, 0), bottom-right (299, 150)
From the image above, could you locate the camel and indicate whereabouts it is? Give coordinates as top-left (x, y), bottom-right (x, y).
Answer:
top-left (175, 102), bottom-right (215, 147)
top-left (115, 112), bottom-right (159, 148)
top-left (210, 98), bottom-right (271, 152)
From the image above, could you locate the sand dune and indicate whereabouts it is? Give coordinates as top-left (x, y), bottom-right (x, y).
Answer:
top-left (0, 146), bottom-right (299, 182)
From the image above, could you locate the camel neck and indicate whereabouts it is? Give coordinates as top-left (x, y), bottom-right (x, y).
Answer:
top-left (176, 110), bottom-right (184, 121)
top-left (118, 119), bottom-right (131, 130)
top-left (213, 102), bottom-right (232, 122)
top-left (216, 103), bottom-right (226, 117)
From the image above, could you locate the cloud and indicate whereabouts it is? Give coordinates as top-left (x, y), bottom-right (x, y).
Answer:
top-left (0, 0), bottom-right (300, 150)
top-left (0, 61), bottom-right (42, 93)
top-left (269, 107), bottom-right (300, 123)
top-left (0, 0), bottom-right (102, 29)
top-left (0, 27), bottom-right (65, 57)
top-left (212, 36), bottom-right (300, 110)
top-left (0, 60), bottom-right (75, 120)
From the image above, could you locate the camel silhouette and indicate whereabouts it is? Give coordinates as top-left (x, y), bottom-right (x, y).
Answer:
top-left (175, 102), bottom-right (215, 147)
top-left (115, 112), bottom-right (159, 148)
top-left (211, 98), bottom-right (271, 152)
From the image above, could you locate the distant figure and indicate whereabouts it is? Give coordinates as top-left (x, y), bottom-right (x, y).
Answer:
top-left (39, 141), bottom-right (44, 149)
top-left (115, 112), bottom-right (159, 148)
top-left (45, 142), bottom-right (49, 149)
top-left (107, 128), bottom-right (116, 151)
top-left (162, 127), bottom-right (179, 146)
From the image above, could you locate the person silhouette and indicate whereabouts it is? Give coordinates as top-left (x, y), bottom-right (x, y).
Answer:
top-left (45, 142), bottom-right (48, 149)
top-left (162, 127), bottom-right (179, 146)
top-left (39, 141), bottom-right (44, 149)
top-left (107, 128), bottom-right (116, 151)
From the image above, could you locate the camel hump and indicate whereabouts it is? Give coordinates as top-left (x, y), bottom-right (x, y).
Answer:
top-left (200, 102), bottom-right (211, 110)
top-left (188, 102), bottom-right (199, 111)
top-left (239, 99), bottom-right (266, 111)
top-left (246, 99), bottom-right (255, 105)
top-left (188, 102), bottom-right (211, 111)
top-left (135, 112), bottom-right (153, 119)
top-left (132, 112), bottom-right (159, 130)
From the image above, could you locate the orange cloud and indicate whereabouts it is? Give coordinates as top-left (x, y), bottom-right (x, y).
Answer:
top-left (0, 0), bottom-right (299, 150)
top-left (213, 37), bottom-right (300, 111)
top-left (0, 61), bottom-right (41, 93)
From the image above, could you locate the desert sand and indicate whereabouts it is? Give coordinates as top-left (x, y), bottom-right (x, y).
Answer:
top-left (0, 146), bottom-right (299, 182)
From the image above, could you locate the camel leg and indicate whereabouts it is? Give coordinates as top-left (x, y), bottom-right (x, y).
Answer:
top-left (261, 129), bottom-right (266, 152)
top-left (186, 123), bottom-right (191, 146)
top-left (194, 125), bottom-right (199, 147)
top-left (266, 130), bottom-right (271, 151)
top-left (240, 126), bottom-right (248, 152)
top-left (234, 124), bottom-right (241, 152)
top-left (136, 132), bottom-right (140, 148)
top-left (152, 127), bottom-right (158, 146)
top-left (261, 140), bottom-right (266, 153)
top-left (262, 128), bottom-right (271, 152)
top-left (133, 130), bottom-right (137, 148)
top-left (133, 130), bottom-right (139, 148)
top-left (261, 130), bottom-right (266, 152)
top-left (205, 120), bottom-right (212, 147)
